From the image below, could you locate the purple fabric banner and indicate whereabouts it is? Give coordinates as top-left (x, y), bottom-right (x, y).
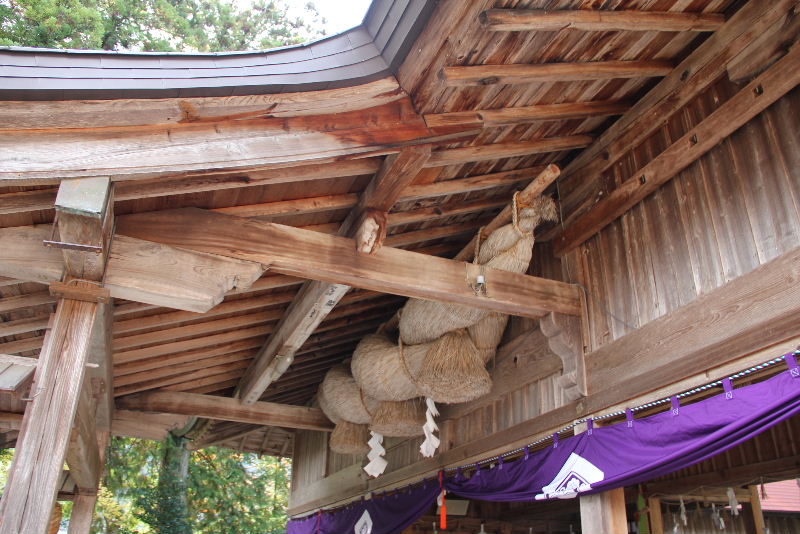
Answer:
top-left (289, 362), bottom-right (800, 534)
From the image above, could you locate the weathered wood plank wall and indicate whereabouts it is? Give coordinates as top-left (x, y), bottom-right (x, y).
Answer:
top-left (558, 84), bottom-right (800, 352)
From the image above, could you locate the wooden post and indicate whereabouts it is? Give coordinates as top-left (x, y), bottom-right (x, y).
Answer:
top-left (648, 497), bottom-right (664, 534)
top-left (67, 431), bottom-right (110, 534)
top-left (0, 177), bottom-right (112, 533)
top-left (0, 292), bottom-right (99, 533)
top-left (747, 485), bottom-right (766, 534)
top-left (580, 488), bottom-right (628, 534)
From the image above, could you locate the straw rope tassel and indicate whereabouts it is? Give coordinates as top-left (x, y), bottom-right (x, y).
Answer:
top-left (363, 431), bottom-right (388, 477)
top-left (420, 397), bottom-right (440, 458)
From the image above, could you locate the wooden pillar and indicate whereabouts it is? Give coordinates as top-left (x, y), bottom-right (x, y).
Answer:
top-left (648, 497), bottom-right (664, 534)
top-left (745, 485), bottom-right (766, 534)
top-left (0, 177), bottom-right (112, 534)
top-left (580, 488), bottom-right (628, 534)
top-left (0, 291), bottom-right (99, 533)
top-left (67, 431), bottom-right (110, 534)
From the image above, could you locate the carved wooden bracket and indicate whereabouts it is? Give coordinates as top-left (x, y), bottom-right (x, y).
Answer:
top-left (540, 312), bottom-right (587, 401)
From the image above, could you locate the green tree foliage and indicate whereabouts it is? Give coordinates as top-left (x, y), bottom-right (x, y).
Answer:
top-left (88, 435), bottom-right (292, 534)
top-left (0, 0), bottom-right (325, 51)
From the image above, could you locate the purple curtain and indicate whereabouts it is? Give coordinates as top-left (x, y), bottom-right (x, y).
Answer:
top-left (289, 360), bottom-right (800, 534)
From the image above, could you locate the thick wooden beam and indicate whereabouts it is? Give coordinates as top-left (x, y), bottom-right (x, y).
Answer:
top-left (235, 147), bottom-right (432, 404)
top-left (424, 100), bottom-right (631, 131)
top-left (0, 286), bottom-right (98, 534)
top-left (558, 0), bottom-right (797, 196)
top-left (480, 9), bottom-right (725, 32)
top-left (553, 43), bottom-right (800, 255)
top-left (0, 97), bottom-right (478, 185)
top-left (115, 208), bottom-right (582, 318)
top-left (116, 390), bottom-right (333, 432)
top-left (580, 488), bottom-right (628, 534)
top-left (0, 226), bottom-right (264, 313)
top-left (440, 60), bottom-right (673, 86)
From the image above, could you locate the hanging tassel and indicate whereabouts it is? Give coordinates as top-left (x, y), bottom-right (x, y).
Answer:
top-left (727, 487), bottom-right (739, 516)
top-left (671, 513), bottom-right (679, 534)
top-left (420, 397), bottom-right (440, 458)
top-left (363, 431), bottom-right (388, 477)
top-left (760, 479), bottom-right (768, 500)
top-left (679, 496), bottom-right (687, 526)
top-left (438, 471), bottom-right (447, 530)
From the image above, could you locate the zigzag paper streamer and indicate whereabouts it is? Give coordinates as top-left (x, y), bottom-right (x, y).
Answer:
top-left (420, 397), bottom-right (440, 458)
top-left (364, 431), bottom-right (388, 477)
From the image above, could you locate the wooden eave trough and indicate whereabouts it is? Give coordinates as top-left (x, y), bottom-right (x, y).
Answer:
top-left (0, 0), bottom-right (799, 532)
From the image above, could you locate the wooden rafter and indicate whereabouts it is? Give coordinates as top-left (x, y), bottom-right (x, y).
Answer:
top-left (553, 42), bottom-right (800, 255)
top-left (440, 60), bottom-right (673, 86)
top-left (479, 9), bottom-right (725, 32)
top-left (116, 390), bottom-right (334, 432)
top-left (555, 0), bottom-right (797, 199)
top-left (424, 100), bottom-right (632, 132)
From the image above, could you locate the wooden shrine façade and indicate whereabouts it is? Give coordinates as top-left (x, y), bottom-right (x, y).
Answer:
top-left (0, 0), bottom-right (798, 532)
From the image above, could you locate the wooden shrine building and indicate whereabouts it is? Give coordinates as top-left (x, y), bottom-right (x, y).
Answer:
top-left (0, 0), bottom-right (798, 532)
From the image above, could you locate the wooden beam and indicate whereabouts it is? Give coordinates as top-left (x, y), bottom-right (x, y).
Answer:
top-left (0, 159), bottom-right (383, 216)
top-left (480, 9), bottom-right (725, 32)
top-left (580, 488), bottom-right (628, 534)
top-left (0, 226), bottom-right (264, 313)
top-left (440, 60), bottom-right (673, 86)
top-left (0, 285), bottom-right (98, 534)
top-left (0, 97), bottom-right (479, 185)
top-left (424, 137), bottom-right (592, 167)
top-left (553, 42), bottom-right (800, 255)
top-left (424, 100), bottom-right (631, 131)
top-left (116, 390), bottom-right (333, 432)
top-left (115, 208), bottom-right (582, 317)
top-left (235, 147), bottom-right (432, 404)
top-left (557, 0), bottom-right (797, 197)
top-left (0, 292), bottom-right (56, 314)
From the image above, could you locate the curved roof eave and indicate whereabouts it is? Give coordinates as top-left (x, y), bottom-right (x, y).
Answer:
top-left (0, 0), bottom-right (437, 101)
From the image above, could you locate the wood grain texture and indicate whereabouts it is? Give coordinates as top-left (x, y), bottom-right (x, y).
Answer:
top-left (0, 99), bottom-right (472, 184)
top-left (0, 287), bottom-right (97, 534)
top-left (554, 43), bottom-right (800, 255)
top-left (480, 10), bottom-right (725, 32)
top-left (116, 390), bottom-right (333, 432)
top-left (559, 0), bottom-right (797, 193)
top-left (115, 208), bottom-right (582, 318)
top-left (0, 225), bottom-right (265, 313)
top-left (440, 60), bottom-right (673, 86)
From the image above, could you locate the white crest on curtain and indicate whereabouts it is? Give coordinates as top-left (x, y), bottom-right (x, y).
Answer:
top-left (534, 453), bottom-right (605, 500)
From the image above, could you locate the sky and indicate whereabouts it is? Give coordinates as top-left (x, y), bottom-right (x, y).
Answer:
top-left (288, 0), bottom-right (373, 35)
